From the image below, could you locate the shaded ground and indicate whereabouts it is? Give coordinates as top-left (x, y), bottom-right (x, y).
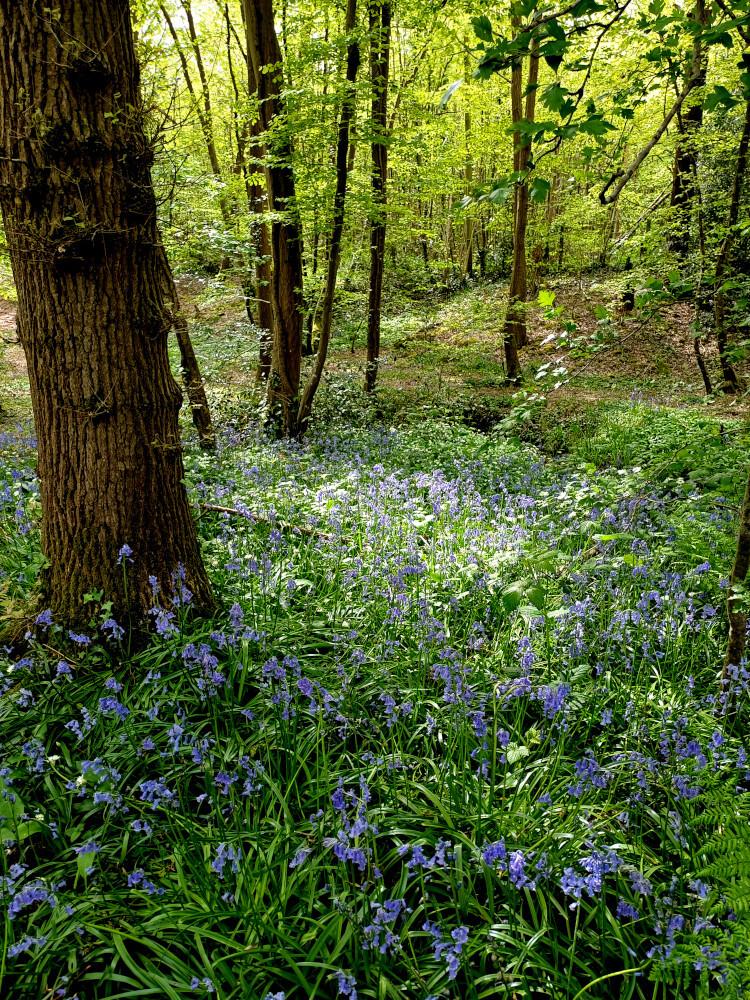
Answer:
top-left (0, 300), bottom-right (23, 375)
top-left (2, 271), bottom-right (749, 426)
top-left (0, 299), bottom-right (27, 419)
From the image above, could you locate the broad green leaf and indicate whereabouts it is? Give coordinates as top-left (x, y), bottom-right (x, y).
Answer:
top-left (529, 177), bottom-right (551, 203)
top-left (472, 15), bottom-right (493, 43)
top-left (705, 85), bottom-right (739, 111)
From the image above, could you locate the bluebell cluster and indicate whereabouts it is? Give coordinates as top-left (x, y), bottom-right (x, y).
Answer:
top-left (0, 417), bottom-right (747, 998)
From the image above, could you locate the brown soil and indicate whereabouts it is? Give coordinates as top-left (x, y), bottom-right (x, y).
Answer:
top-left (0, 298), bottom-right (26, 379)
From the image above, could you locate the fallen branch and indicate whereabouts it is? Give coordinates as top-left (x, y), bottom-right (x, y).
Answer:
top-left (612, 188), bottom-right (670, 248)
top-left (198, 503), bottom-right (334, 541)
top-left (599, 73), bottom-right (702, 206)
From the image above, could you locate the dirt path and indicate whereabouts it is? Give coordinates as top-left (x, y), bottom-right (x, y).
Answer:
top-left (0, 298), bottom-right (26, 379)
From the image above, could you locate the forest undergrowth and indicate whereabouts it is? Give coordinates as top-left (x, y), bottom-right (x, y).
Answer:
top-left (1, 387), bottom-right (750, 999)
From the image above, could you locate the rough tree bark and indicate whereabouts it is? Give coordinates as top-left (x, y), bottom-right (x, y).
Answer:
top-left (668, 0), bottom-right (707, 259)
top-left (365, 0), bottom-right (391, 394)
top-left (297, 0), bottom-right (360, 434)
top-left (502, 33), bottom-right (539, 382)
top-left (243, 0), bottom-right (304, 437)
top-left (714, 97), bottom-right (750, 394)
top-left (245, 54), bottom-right (274, 382)
top-left (0, 0), bottom-right (213, 623)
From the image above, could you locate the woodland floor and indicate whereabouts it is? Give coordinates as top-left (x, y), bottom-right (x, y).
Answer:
top-left (2, 270), bottom-right (750, 999)
top-left (1, 271), bottom-right (749, 429)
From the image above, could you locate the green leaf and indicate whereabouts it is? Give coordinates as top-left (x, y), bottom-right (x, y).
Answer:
top-left (578, 115), bottom-right (616, 136)
top-left (8, 820), bottom-right (45, 845)
top-left (508, 118), bottom-right (549, 137)
top-left (487, 183), bottom-right (512, 203)
top-left (705, 85), bottom-right (739, 111)
top-left (472, 15), bottom-right (493, 43)
top-left (506, 743), bottom-right (531, 765)
top-left (0, 782), bottom-right (28, 843)
top-left (571, 0), bottom-right (607, 14)
top-left (542, 83), bottom-right (568, 114)
top-left (529, 177), bottom-right (551, 203)
top-left (77, 847), bottom-right (99, 878)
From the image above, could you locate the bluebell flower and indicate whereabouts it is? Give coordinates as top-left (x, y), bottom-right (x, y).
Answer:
top-left (101, 618), bottom-right (125, 641)
top-left (289, 847), bottom-right (311, 870)
top-left (615, 899), bottom-right (639, 920)
top-left (117, 544), bottom-right (133, 565)
top-left (8, 881), bottom-right (56, 920)
top-left (68, 631), bottom-right (91, 645)
top-left (335, 971), bottom-right (357, 999)
top-left (190, 978), bottom-right (215, 993)
top-left (74, 841), bottom-right (101, 856)
top-left (568, 752), bottom-right (610, 797)
top-left (363, 898), bottom-right (407, 954)
top-left (8, 934), bottom-right (47, 958)
top-left (694, 946), bottom-right (723, 972)
top-left (214, 771), bottom-right (238, 796)
top-left (423, 919), bottom-right (469, 980)
top-left (509, 850), bottom-right (535, 890)
top-left (98, 696), bottom-right (129, 720)
top-left (128, 869), bottom-right (164, 895)
top-left (138, 778), bottom-right (175, 810)
top-left (482, 839), bottom-right (506, 868)
top-left (211, 842), bottom-right (241, 880)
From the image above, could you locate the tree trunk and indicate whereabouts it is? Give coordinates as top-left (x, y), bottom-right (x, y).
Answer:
top-left (160, 255), bottom-right (216, 451)
top-left (462, 48), bottom-right (474, 281)
top-left (668, 0), bottom-right (706, 259)
top-left (245, 55), bottom-right (274, 382)
top-left (0, 0), bottom-right (213, 624)
top-left (502, 33), bottom-right (539, 381)
top-left (243, 0), bottom-right (304, 437)
top-left (714, 97), bottom-right (750, 394)
top-left (297, 0), bottom-right (360, 434)
top-left (221, 0), bottom-right (258, 326)
top-left (365, 0), bottom-right (391, 394)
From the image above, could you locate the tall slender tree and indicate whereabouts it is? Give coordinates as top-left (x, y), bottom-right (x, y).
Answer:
top-left (297, 0), bottom-right (360, 433)
top-left (714, 95), bottom-right (750, 394)
top-left (365, 0), bottom-right (392, 394)
top-left (0, 0), bottom-right (213, 623)
top-left (502, 30), bottom-right (539, 381)
top-left (243, 0), bottom-right (304, 437)
top-left (668, 0), bottom-right (708, 259)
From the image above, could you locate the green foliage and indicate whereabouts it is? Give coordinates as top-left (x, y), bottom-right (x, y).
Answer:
top-left (1, 411), bottom-right (749, 998)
